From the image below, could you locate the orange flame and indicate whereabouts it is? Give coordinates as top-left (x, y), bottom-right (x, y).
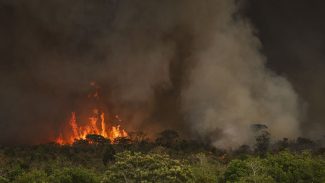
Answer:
top-left (56, 110), bottom-right (128, 145)
top-left (55, 82), bottom-right (128, 145)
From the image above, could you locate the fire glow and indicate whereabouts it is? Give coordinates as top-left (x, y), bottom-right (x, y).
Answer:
top-left (55, 83), bottom-right (128, 145)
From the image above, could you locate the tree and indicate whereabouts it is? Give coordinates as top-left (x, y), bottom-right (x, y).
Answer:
top-left (224, 159), bottom-right (250, 182)
top-left (251, 124), bottom-right (270, 156)
top-left (155, 130), bottom-right (179, 148)
top-left (234, 145), bottom-right (252, 158)
top-left (265, 151), bottom-right (325, 183)
top-left (225, 151), bottom-right (325, 183)
top-left (101, 151), bottom-right (194, 183)
top-left (272, 138), bottom-right (289, 152)
top-left (190, 153), bottom-right (223, 183)
top-left (224, 158), bottom-right (275, 183)
top-left (294, 137), bottom-right (316, 152)
top-left (254, 131), bottom-right (270, 156)
top-left (250, 124), bottom-right (268, 132)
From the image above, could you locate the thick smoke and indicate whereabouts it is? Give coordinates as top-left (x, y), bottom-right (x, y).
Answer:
top-left (0, 0), bottom-right (301, 146)
top-left (181, 18), bottom-right (301, 147)
top-left (245, 0), bottom-right (325, 139)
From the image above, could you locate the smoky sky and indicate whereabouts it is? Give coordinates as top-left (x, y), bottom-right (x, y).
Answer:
top-left (0, 0), bottom-right (321, 146)
top-left (244, 0), bottom-right (325, 138)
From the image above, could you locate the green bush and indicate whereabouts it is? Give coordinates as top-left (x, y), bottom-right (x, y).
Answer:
top-left (223, 151), bottom-right (325, 183)
top-left (265, 151), bottom-right (325, 183)
top-left (1, 144), bottom-right (324, 183)
top-left (0, 176), bottom-right (9, 183)
top-left (5, 164), bottom-right (24, 182)
top-left (224, 159), bottom-right (251, 182)
top-left (101, 151), bottom-right (194, 183)
top-left (14, 170), bottom-right (48, 183)
top-left (190, 153), bottom-right (223, 183)
top-left (224, 157), bottom-right (276, 182)
top-left (49, 167), bottom-right (99, 183)
top-left (238, 175), bottom-right (275, 183)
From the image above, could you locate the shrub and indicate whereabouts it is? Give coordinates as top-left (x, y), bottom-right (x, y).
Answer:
top-left (49, 167), bottom-right (99, 183)
top-left (14, 170), bottom-right (48, 183)
top-left (265, 151), bottom-right (325, 183)
top-left (224, 151), bottom-right (325, 183)
top-left (224, 159), bottom-right (251, 182)
top-left (101, 151), bottom-right (194, 183)
top-left (0, 176), bottom-right (9, 183)
top-left (190, 153), bottom-right (223, 183)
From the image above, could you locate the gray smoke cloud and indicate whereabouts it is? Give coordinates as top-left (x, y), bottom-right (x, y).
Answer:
top-left (244, 0), bottom-right (325, 140)
top-left (181, 19), bottom-right (301, 147)
top-left (0, 0), bottom-right (302, 146)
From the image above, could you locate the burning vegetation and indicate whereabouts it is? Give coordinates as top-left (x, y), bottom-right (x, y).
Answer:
top-left (55, 111), bottom-right (128, 145)
top-left (55, 83), bottom-right (128, 145)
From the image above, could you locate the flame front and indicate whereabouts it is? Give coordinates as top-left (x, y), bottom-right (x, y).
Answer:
top-left (56, 110), bottom-right (128, 145)
top-left (55, 82), bottom-right (128, 145)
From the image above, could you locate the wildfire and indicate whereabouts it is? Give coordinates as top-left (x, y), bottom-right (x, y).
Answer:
top-left (55, 110), bottom-right (128, 145)
top-left (55, 82), bottom-right (128, 145)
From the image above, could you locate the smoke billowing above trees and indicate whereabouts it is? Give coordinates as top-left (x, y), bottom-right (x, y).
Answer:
top-left (0, 0), bottom-right (303, 147)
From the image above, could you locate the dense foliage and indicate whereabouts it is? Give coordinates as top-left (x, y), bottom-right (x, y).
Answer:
top-left (102, 151), bottom-right (193, 183)
top-left (0, 130), bottom-right (325, 182)
top-left (224, 151), bottom-right (325, 182)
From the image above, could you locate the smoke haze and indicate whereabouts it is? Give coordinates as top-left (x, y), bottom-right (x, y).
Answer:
top-left (244, 0), bottom-right (325, 139)
top-left (0, 0), bottom-right (302, 147)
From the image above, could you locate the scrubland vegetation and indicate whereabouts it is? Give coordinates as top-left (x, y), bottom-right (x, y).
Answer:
top-left (1, 129), bottom-right (325, 183)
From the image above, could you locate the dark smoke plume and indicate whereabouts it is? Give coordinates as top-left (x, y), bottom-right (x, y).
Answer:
top-left (0, 0), bottom-right (302, 147)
